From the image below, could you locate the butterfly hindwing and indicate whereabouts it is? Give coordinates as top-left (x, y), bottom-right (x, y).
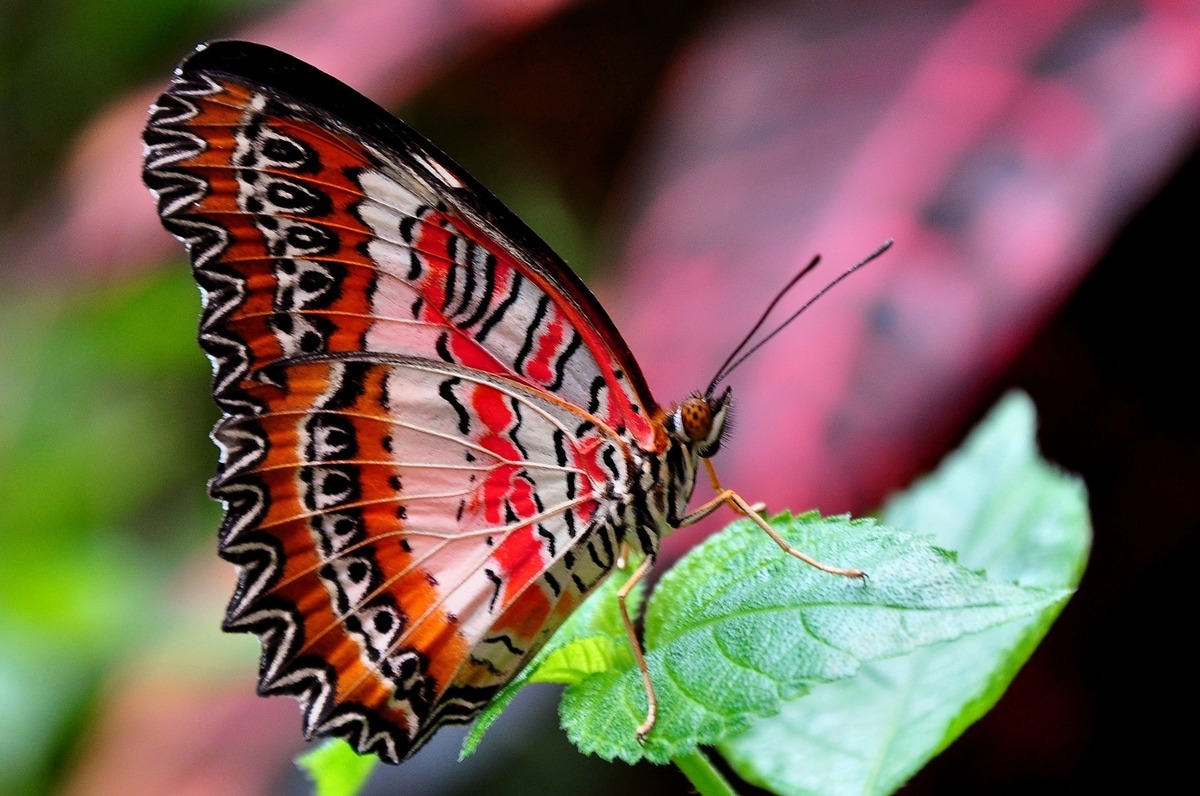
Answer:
top-left (214, 355), bottom-right (628, 759)
top-left (143, 41), bottom-right (661, 761)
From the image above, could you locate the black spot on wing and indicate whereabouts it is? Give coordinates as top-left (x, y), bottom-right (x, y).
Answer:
top-left (483, 633), bottom-right (524, 656)
top-left (484, 568), bottom-right (503, 612)
top-left (508, 398), bottom-right (529, 459)
top-left (602, 446), bottom-right (620, 480)
top-left (537, 523), bottom-right (556, 557)
top-left (452, 240), bottom-right (477, 318)
top-left (552, 430), bottom-right (568, 467)
top-left (476, 271), bottom-right (523, 343)
top-left (459, 251), bottom-right (496, 329)
top-left (435, 332), bottom-right (453, 362)
top-left (438, 377), bottom-right (470, 435)
top-left (547, 331), bottom-right (582, 391)
top-left (587, 375), bottom-right (605, 413)
top-left (322, 361), bottom-right (369, 409)
top-left (513, 293), bottom-right (550, 376)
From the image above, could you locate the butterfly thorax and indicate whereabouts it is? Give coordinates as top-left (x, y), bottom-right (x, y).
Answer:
top-left (622, 387), bottom-right (732, 546)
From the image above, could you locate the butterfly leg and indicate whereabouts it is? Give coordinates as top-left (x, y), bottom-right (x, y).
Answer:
top-left (704, 459), bottom-right (766, 515)
top-left (680, 478), bottom-right (865, 579)
top-left (618, 553), bottom-right (659, 741)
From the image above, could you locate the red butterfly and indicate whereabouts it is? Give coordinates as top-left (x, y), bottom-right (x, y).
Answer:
top-left (142, 40), bottom-right (869, 763)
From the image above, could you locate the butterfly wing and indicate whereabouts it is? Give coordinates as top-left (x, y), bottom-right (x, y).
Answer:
top-left (143, 40), bottom-right (660, 761)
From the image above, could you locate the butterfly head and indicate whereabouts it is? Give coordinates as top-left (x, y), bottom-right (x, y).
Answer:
top-left (666, 387), bottom-right (732, 458)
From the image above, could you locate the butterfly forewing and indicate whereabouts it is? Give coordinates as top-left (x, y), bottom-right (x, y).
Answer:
top-left (145, 49), bottom-right (654, 436)
top-left (143, 41), bottom-right (660, 761)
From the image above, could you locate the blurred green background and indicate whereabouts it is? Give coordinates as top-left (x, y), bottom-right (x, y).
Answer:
top-left (0, 268), bottom-right (213, 794)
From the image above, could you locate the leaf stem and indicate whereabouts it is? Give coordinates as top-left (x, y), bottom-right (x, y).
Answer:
top-left (672, 749), bottom-right (739, 796)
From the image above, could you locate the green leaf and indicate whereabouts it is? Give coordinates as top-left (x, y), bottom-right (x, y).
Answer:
top-left (720, 392), bottom-right (1091, 795)
top-left (296, 739), bottom-right (377, 796)
top-left (531, 635), bottom-right (632, 686)
top-left (561, 512), bottom-right (1065, 764)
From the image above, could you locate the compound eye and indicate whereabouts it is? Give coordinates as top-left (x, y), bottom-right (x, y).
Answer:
top-left (679, 398), bottom-right (713, 443)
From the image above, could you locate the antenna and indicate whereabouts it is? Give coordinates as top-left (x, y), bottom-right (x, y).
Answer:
top-left (706, 239), bottom-right (893, 394)
top-left (704, 253), bottom-right (822, 397)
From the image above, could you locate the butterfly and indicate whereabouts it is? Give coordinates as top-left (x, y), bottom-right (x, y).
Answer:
top-left (142, 40), bottom-right (870, 764)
